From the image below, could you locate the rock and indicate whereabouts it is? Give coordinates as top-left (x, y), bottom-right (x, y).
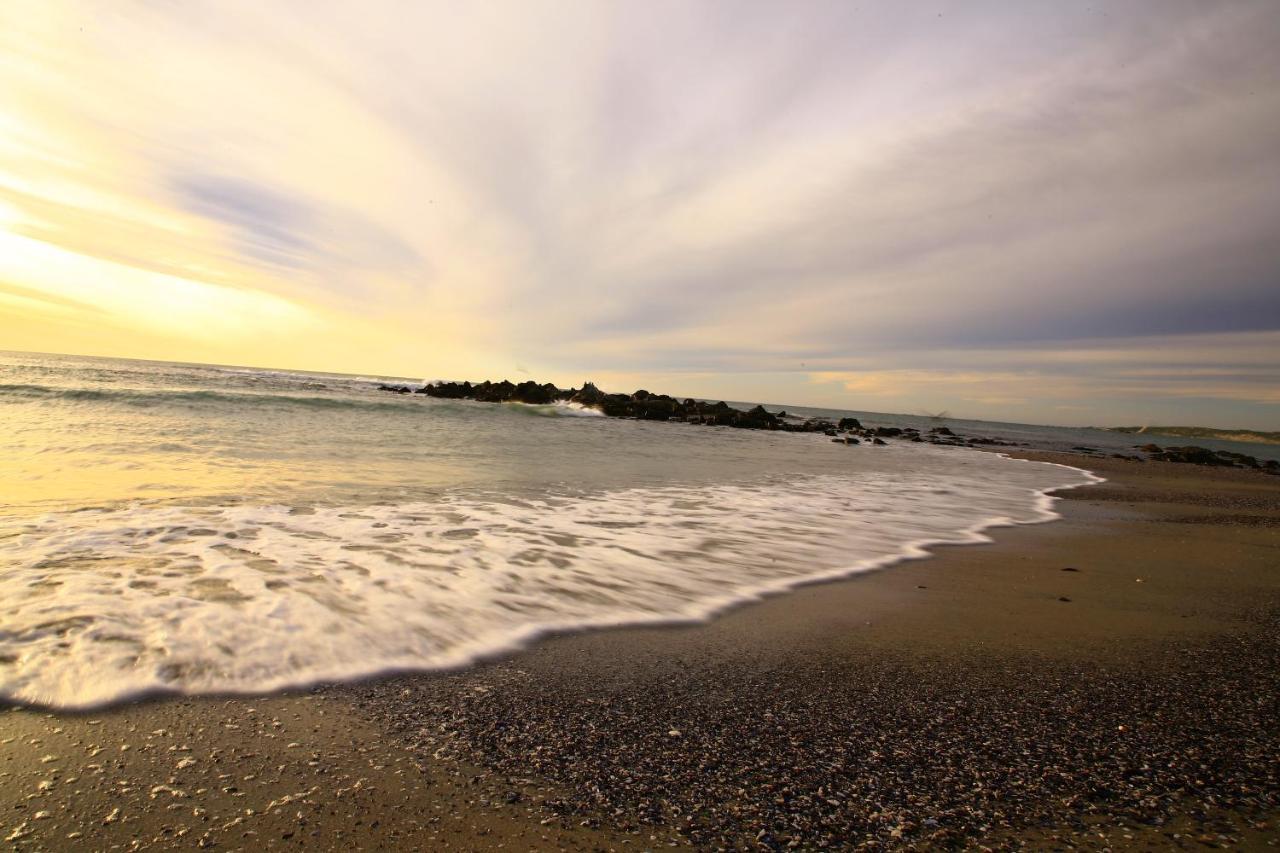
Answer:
top-left (512, 380), bottom-right (558, 404)
top-left (1151, 446), bottom-right (1231, 466)
top-left (572, 382), bottom-right (607, 407)
top-left (599, 394), bottom-right (634, 417)
top-left (874, 426), bottom-right (903, 437)
top-left (632, 397), bottom-right (677, 421)
top-left (423, 381), bottom-right (474, 399)
top-left (872, 437), bottom-right (887, 446)
top-left (837, 417), bottom-right (863, 430)
top-left (472, 379), bottom-right (517, 402)
top-left (1214, 450), bottom-right (1259, 468)
top-left (930, 426), bottom-right (955, 436)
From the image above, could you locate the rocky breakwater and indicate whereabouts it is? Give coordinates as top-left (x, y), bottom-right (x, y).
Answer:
top-left (376, 379), bottom-right (1020, 450)
top-left (1134, 443), bottom-right (1280, 474)
top-left (404, 380), bottom-right (841, 432)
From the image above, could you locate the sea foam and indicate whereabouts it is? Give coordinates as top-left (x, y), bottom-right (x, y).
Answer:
top-left (0, 458), bottom-right (1098, 709)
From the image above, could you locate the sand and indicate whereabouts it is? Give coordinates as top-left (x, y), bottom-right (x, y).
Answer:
top-left (2, 451), bottom-right (1277, 850)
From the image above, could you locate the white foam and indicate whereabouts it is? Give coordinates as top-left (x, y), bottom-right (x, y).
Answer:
top-left (502, 400), bottom-right (606, 417)
top-left (0, 457), bottom-right (1098, 709)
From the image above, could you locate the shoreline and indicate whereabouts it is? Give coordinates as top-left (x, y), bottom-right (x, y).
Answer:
top-left (2, 448), bottom-right (1098, 715)
top-left (2, 452), bottom-right (1277, 849)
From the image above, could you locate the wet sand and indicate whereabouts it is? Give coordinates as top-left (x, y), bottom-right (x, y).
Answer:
top-left (3, 452), bottom-right (1278, 850)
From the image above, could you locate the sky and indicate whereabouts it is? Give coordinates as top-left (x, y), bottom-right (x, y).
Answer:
top-left (1, 1), bottom-right (1278, 429)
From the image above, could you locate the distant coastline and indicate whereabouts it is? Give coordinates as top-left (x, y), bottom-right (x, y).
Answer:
top-left (1109, 425), bottom-right (1280, 446)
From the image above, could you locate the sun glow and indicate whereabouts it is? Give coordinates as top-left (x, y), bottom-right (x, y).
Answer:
top-left (0, 229), bottom-right (317, 344)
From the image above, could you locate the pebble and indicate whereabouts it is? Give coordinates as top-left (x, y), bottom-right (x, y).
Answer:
top-left (363, 610), bottom-right (1280, 849)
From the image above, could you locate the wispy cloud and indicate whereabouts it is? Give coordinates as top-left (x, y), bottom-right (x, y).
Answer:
top-left (0, 0), bottom-right (1277, 427)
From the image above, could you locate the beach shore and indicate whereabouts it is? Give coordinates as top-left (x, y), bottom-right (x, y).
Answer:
top-left (3, 451), bottom-right (1277, 850)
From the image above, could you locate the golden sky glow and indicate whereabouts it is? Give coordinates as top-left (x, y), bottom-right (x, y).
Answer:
top-left (1, 1), bottom-right (1278, 427)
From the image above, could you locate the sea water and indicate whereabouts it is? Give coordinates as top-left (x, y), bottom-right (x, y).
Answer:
top-left (1, 351), bottom-right (1106, 708)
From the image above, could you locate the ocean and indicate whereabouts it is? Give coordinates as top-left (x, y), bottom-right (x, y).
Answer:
top-left (6, 349), bottom-right (1252, 710)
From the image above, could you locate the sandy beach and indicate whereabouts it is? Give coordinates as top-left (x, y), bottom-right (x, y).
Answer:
top-left (3, 451), bottom-right (1277, 850)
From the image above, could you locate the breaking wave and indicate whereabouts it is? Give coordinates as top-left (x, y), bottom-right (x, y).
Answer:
top-left (0, 462), bottom-right (1098, 709)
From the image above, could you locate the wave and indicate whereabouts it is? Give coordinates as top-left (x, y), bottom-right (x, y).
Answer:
top-left (0, 382), bottom-right (427, 413)
top-left (0, 381), bottom-right (614, 419)
top-left (0, 460), bottom-right (1099, 709)
top-left (504, 400), bottom-right (606, 418)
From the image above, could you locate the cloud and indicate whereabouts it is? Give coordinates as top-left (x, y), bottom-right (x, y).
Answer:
top-left (0, 0), bottom-right (1276, 427)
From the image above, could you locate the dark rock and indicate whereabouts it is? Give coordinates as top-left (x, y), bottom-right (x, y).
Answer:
top-left (632, 397), bottom-right (677, 421)
top-left (837, 417), bottom-right (863, 431)
top-left (423, 380), bottom-right (475, 399)
top-left (472, 380), bottom-right (517, 402)
top-left (512, 380), bottom-right (558, 404)
top-left (1151, 446), bottom-right (1233, 467)
top-left (571, 382), bottom-right (607, 408)
top-left (872, 437), bottom-right (887, 446)
top-left (599, 394), bottom-right (633, 417)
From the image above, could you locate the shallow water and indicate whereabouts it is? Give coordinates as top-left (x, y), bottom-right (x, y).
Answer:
top-left (1, 352), bottom-right (1100, 708)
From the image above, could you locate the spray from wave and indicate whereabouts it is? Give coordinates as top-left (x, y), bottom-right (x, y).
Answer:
top-left (505, 400), bottom-right (606, 418)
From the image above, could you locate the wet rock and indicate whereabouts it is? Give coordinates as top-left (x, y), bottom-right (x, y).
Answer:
top-left (571, 382), bottom-right (607, 407)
